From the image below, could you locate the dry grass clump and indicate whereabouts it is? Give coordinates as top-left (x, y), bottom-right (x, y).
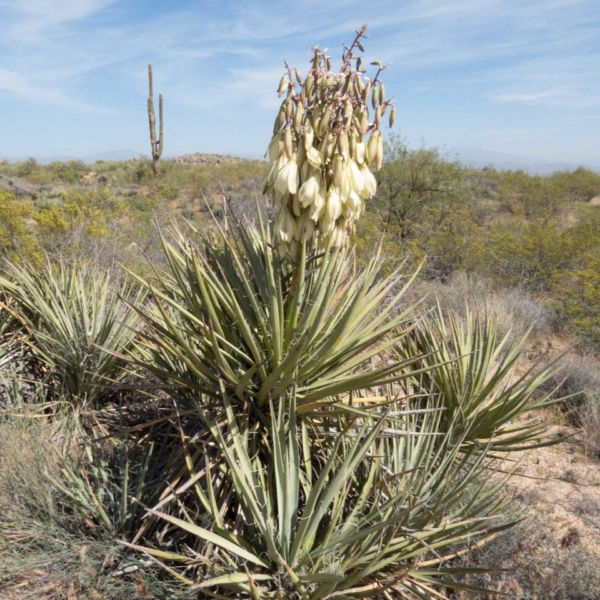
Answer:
top-left (541, 352), bottom-right (600, 456)
top-left (456, 514), bottom-right (600, 600)
top-left (0, 408), bottom-right (193, 600)
top-left (401, 272), bottom-right (556, 343)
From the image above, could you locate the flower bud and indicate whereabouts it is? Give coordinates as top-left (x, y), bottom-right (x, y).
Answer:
top-left (364, 80), bottom-right (372, 103)
top-left (376, 135), bottom-right (384, 170)
top-left (372, 85), bottom-right (379, 109)
top-left (349, 132), bottom-right (357, 159)
top-left (277, 76), bottom-right (287, 96)
top-left (305, 74), bottom-right (313, 97)
top-left (304, 123), bottom-right (314, 150)
top-left (375, 106), bottom-right (382, 128)
top-left (294, 102), bottom-right (304, 133)
top-left (284, 126), bottom-right (293, 158)
top-left (332, 155), bottom-right (344, 187)
top-left (360, 110), bottom-right (369, 136)
top-left (326, 187), bottom-right (342, 221)
top-left (367, 131), bottom-right (379, 165)
top-left (299, 176), bottom-right (319, 208)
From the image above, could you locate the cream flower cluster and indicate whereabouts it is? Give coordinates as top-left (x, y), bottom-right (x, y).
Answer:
top-left (260, 36), bottom-right (394, 258)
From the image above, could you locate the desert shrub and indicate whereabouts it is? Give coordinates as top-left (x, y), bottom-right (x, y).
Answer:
top-left (541, 352), bottom-right (600, 456)
top-left (457, 514), bottom-right (600, 599)
top-left (493, 170), bottom-right (565, 219)
top-left (560, 254), bottom-right (600, 351)
top-left (550, 166), bottom-right (600, 203)
top-left (0, 261), bottom-right (144, 405)
top-left (407, 272), bottom-right (555, 343)
top-left (46, 159), bottom-right (88, 184)
top-left (414, 205), bottom-right (486, 278)
top-left (370, 135), bottom-right (473, 242)
top-left (485, 219), bottom-right (578, 291)
top-left (0, 190), bottom-right (41, 264)
top-left (357, 141), bottom-right (485, 277)
top-left (33, 187), bottom-right (134, 267)
top-left (14, 157), bottom-right (39, 178)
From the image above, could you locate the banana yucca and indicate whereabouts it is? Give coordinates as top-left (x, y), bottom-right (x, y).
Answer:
top-left (0, 262), bottom-right (144, 405)
top-left (122, 218), bottom-right (562, 597)
top-left (110, 27), bottom-right (565, 597)
top-left (261, 24), bottom-right (393, 257)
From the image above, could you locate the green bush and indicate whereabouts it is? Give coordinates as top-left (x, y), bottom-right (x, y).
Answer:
top-left (485, 220), bottom-right (577, 291)
top-left (0, 190), bottom-right (41, 265)
top-left (560, 255), bottom-right (600, 350)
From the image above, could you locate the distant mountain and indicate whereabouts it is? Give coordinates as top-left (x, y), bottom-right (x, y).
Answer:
top-left (453, 147), bottom-right (600, 175)
top-left (2, 147), bottom-right (598, 175)
top-left (1, 149), bottom-right (142, 164)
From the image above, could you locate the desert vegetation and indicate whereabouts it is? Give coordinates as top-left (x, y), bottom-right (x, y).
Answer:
top-left (1, 26), bottom-right (600, 600)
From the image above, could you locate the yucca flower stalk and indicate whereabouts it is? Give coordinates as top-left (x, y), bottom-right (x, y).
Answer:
top-left (261, 24), bottom-right (394, 257)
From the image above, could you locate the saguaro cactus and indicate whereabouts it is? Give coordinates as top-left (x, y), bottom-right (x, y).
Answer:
top-left (147, 64), bottom-right (163, 175)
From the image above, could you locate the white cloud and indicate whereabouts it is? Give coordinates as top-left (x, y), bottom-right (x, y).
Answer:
top-left (0, 0), bottom-right (116, 31)
top-left (0, 67), bottom-right (118, 114)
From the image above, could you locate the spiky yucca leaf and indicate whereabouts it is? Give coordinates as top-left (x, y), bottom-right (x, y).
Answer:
top-left (0, 262), bottom-right (144, 405)
top-left (131, 385), bottom-right (514, 598)
top-left (399, 308), bottom-right (566, 451)
top-left (126, 218), bottom-right (423, 414)
top-left (0, 301), bottom-right (21, 375)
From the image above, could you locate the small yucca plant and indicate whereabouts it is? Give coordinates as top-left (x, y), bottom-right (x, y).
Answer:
top-left (0, 261), bottom-right (144, 405)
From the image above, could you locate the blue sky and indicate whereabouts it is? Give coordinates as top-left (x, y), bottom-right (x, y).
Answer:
top-left (0, 0), bottom-right (599, 164)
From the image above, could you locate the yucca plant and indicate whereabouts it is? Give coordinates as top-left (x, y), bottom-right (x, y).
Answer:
top-left (116, 28), bottom-right (562, 598)
top-left (0, 261), bottom-right (145, 405)
top-left (48, 416), bottom-right (167, 539)
top-left (122, 221), bottom-right (561, 598)
top-left (398, 308), bottom-right (566, 451)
